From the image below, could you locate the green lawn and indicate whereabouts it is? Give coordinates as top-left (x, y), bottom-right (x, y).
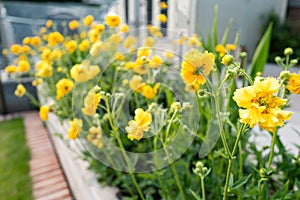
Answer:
top-left (0, 118), bottom-right (33, 200)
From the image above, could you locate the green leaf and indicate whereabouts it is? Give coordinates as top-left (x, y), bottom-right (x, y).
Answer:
top-left (231, 174), bottom-right (252, 190)
top-left (206, 29), bottom-right (212, 52)
top-left (272, 180), bottom-right (289, 199)
top-left (249, 23), bottom-right (273, 80)
top-left (229, 173), bottom-right (234, 187)
top-left (221, 18), bottom-right (233, 45)
top-left (213, 4), bottom-right (218, 47)
top-left (189, 189), bottom-right (201, 200)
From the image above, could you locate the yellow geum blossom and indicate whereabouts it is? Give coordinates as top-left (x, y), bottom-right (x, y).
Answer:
top-left (143, 36), bottom-right (155, 47)
top-left (140, 83), bottom-right (160, 99)
top-left (70, 63), bottom-right (100, 83)
top-left (226, 44), bottom-right (236, 51)
top-left (68, 118), bottom-right (82, 140)
top-left (14, 84), bottom-right (26, 97)
top-left (105, 14), bottom-right (121, 28)
top-left (120, 24), bottom-right (129, 33)
top-left (137, 47), bottom-right (151, 58)
top-left (79, 39), bottom-right (90, 51)
top-left (93, 24), bottom-right (105, 33)
top-left (160, 2), bottom-right (168, 9)
top-left (48, 32), bottom-right (64, 46)
top-left (22, 45), bottom-right (31, 54)
top-left (157, 14), bottom-right (167, 23)
top-left (163, 51), bottom-right (174, 59)
top-left (82, 86), bottom-right (102, 116)
top-left (125, 108), bottom-right (152, 141)
top-left (18, 60), bottom-right (30, 73)
top-left (10, 44), bottom-right (22, 55)
top-left (46, 20), bottom-right (53, 28)
top-left (36, 62), bottom-right (53, 77)
top-left (221, 54), bottom-right (234, 66)
top-left (129, 75), bottom-right (144, 92)
top-left (87, 126), bottom-right (103, 148)
top-left (181, 49), bottom-right (215, 90)
top-left (114, 52), bottom-right (125, 61)
top-left (287, 71), bottom-right (300, 94)
top-left (30, 36), bottom-right (42, 46)
top-left (188, 34), bottom-right (201, 47)
top-left (22, 37), bottom-right (31, 45)
top-left (89, 40), bottom-right (102, 56)
top-left (108, 34), bottom-right (123, 44)
top-left (50, 48), bottom-right (63, 60)
top-left (56, 78), bottom-right (74, 100)
top-left (233, 77), bottom-right (293, 133)
top-left (148, 55), bottom-right (162, 68)
top-left (83, 15), bottom-right (94, 26)
top-left (215, 44), bottom-right (226, 57)
top-left (5, 65), bottom-right (17, 74)
top-left (133, 57), bottom-right (148, 74)
top-left (88, 29), bottom-right (100, 43)
top-left (65, 40), bottom-right (77, 54)
top-left (32, 78), bottom-right (43, 86)
top-left (68, 20), bottom-right (80, 30)
top-left (39, 105), bottom-right (49, 121)
top-left (123, 35), bottom-right (137, 49)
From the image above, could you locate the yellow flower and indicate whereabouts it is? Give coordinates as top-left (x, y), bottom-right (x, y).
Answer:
top-left (46, 20), bottom-right (53, 28)
top-left (160, 2), bottom-right (168, 9)
top-left (123, 35), bottom-right (137, 49)
top-left (36, 62), bottom-right (53, 77)
top-left (68, 20), bottom-right (80, 30)
top-left (226, 44), bottom-right (236, 51)
top-left (39, 105), bottom-right (49, 121)
top-left (215, 44), bottom-right (226, 57)
top-left (88, 29), bottom-right (100, 43)
top-left (70, 63), bottom-right (100, 83)
top-left (188, 34), bottom-right (201, 47)
top-left (120, 24), bottom-right (129, 33)
top-left (124, 61), bottom-right (136, 69)
top-left (181, 49), bottom-right (215, 90)
top-left (148, 55), bottom-right (162, 68)
top-left (18, 60), bottom-right (30, 73)
top-left (105, 14), bottom-right (121, 28)
top-left (22, 37), bottom-right (31, 45)
top-left (87, 126), bottom-right (103, 148)
top-left (82, 86), bottom-right (102, 116)
top-left (48, 32), bottom-right (64, 46)
top-left (14, 84), bottom-right (26, 97)
top-left (83, 15), bottom-right (94, 26)
top-left (137, 47), bottom-right (151, 58)
top-left (39, 27), bottom-right (47, 34)
top-left (30, 36), bottom-right (42, 46)
top-left (41, 48), bottom-right (51, 60)
top-left (5, 65), bottom-right (17, 74)
top-left (129, 75), bottom-right (144, 92)
top-left (68, 118), bottom-right (82, 140)
top-left (22, 45), bottom-right (31, 54)
top-left (79, 39), bottom-right (90, 51)
top-left (125, 108), bottom-right (152, 141)
top-left (65, 40), bottom-right (77, 54)
top-left (140, 83), bottom-right (160, 99)
top-left (287, 71), bottom-right (300, 94)
top-left (133, 58), bottom-right (148, 74)
top-left (143, 36), bottom-right (155, 47)
top-left (157, 14), bottom-right (167, 23)
top-left (233, 77), bottom-right (293, 132)
top-left (108, 34), bottom-right (123, 44)
top-left (32, 78), bottom-right (43, 86)
top-left (10, 44), bottom-right (22, 55)
top-left (56, 78), bottom-right (74, 100)
top-left (114, 52), bottom-right (125, 61)
top-left (93, 24), bottom-right (105, 33)
top-left (50, 48), bottom-right (63, 60)
top-left (163, 51), bottom-right (174, 59)
top-left (89, 40), bottom-right (102, 56)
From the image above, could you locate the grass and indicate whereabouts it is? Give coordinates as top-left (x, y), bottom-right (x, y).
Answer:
top-left (0, 118), bottom-right (33, 200)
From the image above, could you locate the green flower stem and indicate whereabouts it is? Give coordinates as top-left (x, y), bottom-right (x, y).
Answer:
top-left (201, 176), bottom-right (206, 200)
top-left (223, 123), bottom-right (247, 200)
top-left (259, 130), bottom-right (278, 200)
top-left (105, 99), bottom-right (145, 200)
top-left (25, 92), bottom-right (40, 107)
top-left (165, 110), bottom-right (177, 142)
top-left (240, 70), bottom-right (254, 85)
top-left (164, 146), bottom-right (186, 200)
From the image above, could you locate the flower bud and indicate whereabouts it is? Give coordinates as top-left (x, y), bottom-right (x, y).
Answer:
top-left (290, 59), bottom-right (298, 65)
top-left (221, 54), bottom-right (234, 66)
top-left (239, 52), bottom-right (247, 58)
top-left (284, 47), bottom-right (293, 56)
top-left (275, 56), bottom-right (282, 63)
